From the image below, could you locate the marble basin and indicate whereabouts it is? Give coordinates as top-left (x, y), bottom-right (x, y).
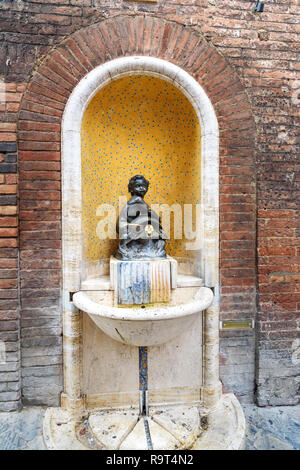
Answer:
top-left (72, 287), bottom-right (213, 346)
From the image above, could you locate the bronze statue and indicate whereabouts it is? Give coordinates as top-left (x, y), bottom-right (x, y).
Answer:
top-left (115, 175), bottom-right (166, 260)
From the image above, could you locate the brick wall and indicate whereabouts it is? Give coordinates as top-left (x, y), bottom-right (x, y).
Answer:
top-left (18, 103), bottom-right (62, 407)
top-left (0, 0), bottom-right (299, 408)
top-left (0, 83), bottom-right (22, 411)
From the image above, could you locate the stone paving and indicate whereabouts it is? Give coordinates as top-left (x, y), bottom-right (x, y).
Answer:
top-left (244, 404), bottom-right (300, 450)
top-left (0, 404), bottom-right (299, 450)
top-left (0, 407), bottom-right (46, 450)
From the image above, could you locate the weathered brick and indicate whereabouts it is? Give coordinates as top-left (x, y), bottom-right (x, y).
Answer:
top-left (0, 401), bottom-right (21, 412)
top-left (0, 143), bottom-right (17, 153)
top-left (0, 279), bottom-right (17, 289)
top-left (0, 133), bottom-right (16, 142)
top-left (6, 103), bottom-right (20, 113)
top-left (0, 185), bottom-right (17, 194)
top-left (0, 162), bottom-right (17, 174)
top-left (0, 228), bottom-right (18, 238)
top-left (19, 150), bottom-right (60, 161)
top-left (0, 310), bottom-right (18, 321)
top-left (0, 239), bottom-right (17, 250)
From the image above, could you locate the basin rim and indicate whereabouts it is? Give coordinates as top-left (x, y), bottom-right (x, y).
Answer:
top-left (72, 287), bottom-right (214, 321)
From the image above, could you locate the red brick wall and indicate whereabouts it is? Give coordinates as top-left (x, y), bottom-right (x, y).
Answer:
top-left (0, 83), bottom-right (24, 411)
top-left (0, 0), bottom-right (299, 408)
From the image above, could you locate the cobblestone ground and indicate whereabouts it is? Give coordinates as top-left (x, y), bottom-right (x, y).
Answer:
top-left (0, 407), bottom-right (46, 450)
top-left (244, 404), bottom-right (300, 450)
top-left (0, 405), bottom-right (299, 450)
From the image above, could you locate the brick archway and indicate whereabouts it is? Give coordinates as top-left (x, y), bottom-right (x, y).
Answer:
top-left (18, 14), bottom-right (256, 404)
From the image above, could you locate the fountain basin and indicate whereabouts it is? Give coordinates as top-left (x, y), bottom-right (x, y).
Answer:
top-left (73, 287), bottom-right (213, 346)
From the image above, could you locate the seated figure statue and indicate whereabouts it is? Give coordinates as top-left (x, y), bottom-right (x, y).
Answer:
top-left (115, 175), bottom-right (167, 260)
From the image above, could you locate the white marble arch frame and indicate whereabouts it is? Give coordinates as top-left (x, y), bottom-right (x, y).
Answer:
top-left (62, 56), bottom-right (219, 293)
top-left (61, 56), bottom-right (221, 412)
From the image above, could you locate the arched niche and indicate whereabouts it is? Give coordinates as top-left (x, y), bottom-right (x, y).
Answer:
top-left (61, 56), bottom-right (221, 412)
top-left (62, 56), bottom-right (219, 293)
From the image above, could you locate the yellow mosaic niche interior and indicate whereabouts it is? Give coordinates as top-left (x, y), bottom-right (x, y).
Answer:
top-left (81, 74), bottom-right (201, 261)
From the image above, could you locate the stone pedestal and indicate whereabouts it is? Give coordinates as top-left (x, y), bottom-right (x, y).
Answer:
top-left (110, 256), bottom-right (177, 306)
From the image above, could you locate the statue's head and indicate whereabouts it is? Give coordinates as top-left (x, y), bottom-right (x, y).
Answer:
top-left (128, 175), bottom-right (149, 198)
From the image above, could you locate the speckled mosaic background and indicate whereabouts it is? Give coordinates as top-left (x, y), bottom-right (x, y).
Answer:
top-left (139, 346), bottom-right (148, 392)
top-left (81, 75), bottom-right (201, 261)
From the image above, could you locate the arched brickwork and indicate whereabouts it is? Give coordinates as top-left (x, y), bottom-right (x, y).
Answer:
top-left (18, 14), bottom-right (256, 404)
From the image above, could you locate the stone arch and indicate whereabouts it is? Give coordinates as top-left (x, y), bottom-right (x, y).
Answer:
top-left (19, 14), bottom-right (256, 294)
top-left (62, 56), bottom-right (219, 292)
